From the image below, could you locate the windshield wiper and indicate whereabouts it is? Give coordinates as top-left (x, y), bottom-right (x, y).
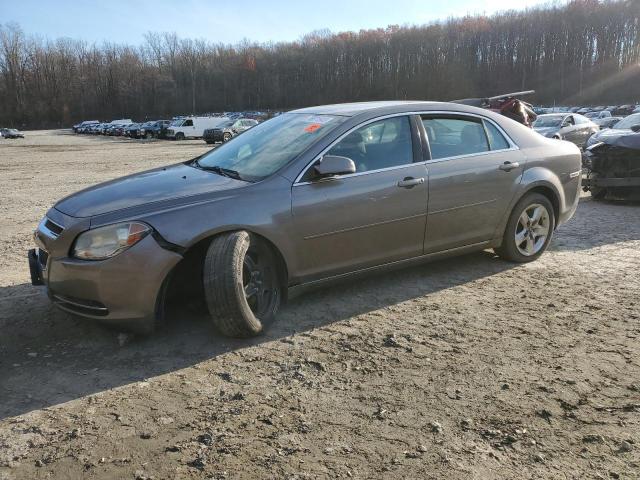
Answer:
top-left (194, 161), bottom-right (244, 181)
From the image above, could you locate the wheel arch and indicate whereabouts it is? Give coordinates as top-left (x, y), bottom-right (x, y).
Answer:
top-left (523, 184), bottom-right (560, 227)
top-left (163, 227), bottom-right (290, 309)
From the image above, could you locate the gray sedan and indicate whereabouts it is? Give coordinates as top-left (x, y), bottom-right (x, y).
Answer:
top-left (533, 113), bottom-right (599, 147)
top-left (29, 101), bottom-right (582, 337)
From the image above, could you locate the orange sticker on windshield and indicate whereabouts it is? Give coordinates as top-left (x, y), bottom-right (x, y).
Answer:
top-left (304, 123), bottom-right (321, 133)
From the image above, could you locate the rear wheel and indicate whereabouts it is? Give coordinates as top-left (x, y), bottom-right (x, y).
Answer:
top-left (494, 193), bottom-right (555, 263)
top-left (203, 231), bottom-right (281, 337)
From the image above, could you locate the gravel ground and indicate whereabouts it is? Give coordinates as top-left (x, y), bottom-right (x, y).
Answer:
top-left (0, 130), bottom-right (639, 479)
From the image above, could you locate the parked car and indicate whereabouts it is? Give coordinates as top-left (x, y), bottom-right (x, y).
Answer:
top-left (583, 124), bottom-right (640, 200)
top-left (28, 101), bottom-right (581, 337)
top-left (533, 113), bottom-right (598, 147)
top-left (0, 128), bottom-right (24, 139)
top-left (612, 105), bottom-right (636, 117)
top-left (586, 112), bottom-right (640, 148)
top-left (585, 110), bottom-right (611, 120)
top-left (73, 120), bottom-right (99, 133)
top-left (124, 123), bottom-right (141, 138)
top-left (594, 116), bottom-right (623, 130)
top-left (203, 118), bottom-right (259, 144)
top-left (166, 116), bottom-right (230, 140)
top-left (141, 120), bottom-right (172, 139)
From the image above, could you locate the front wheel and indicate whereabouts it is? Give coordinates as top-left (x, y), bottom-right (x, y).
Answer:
top-left (494, 193), bottom-right (555, 263)
top-left (175, 132), bottom-right (185, 141)
top-left (223, 132), bottom-right (232, 142)
top-left (203, 231), bottom-right (281, 337)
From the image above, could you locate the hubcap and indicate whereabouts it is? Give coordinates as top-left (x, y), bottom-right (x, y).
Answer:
top-left (242, 251), bottom-right (274, 317)
top-left (515, 203), bottom-right (550, 256)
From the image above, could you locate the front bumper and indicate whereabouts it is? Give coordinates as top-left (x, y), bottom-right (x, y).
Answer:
top-left (203, 130), bottom-right (224, 142)
top-left (30, 219), bottom-right (182, 326)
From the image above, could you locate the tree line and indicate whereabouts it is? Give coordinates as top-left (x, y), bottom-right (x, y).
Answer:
top-left (1, 0), bottom-right (639, 129)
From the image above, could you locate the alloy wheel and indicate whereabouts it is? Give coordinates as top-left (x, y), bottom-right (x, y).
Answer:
top-left (515, 203), bottom-right (551, 256)
top-left (242, 250), bottom-right (275, 318)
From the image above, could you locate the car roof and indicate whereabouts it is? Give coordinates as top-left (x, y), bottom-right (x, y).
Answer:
top-left (290, 100), bottom-right (470, 116)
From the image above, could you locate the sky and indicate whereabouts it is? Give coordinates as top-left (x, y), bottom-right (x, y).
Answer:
top-left (2, 0), bottom-right (564, 45)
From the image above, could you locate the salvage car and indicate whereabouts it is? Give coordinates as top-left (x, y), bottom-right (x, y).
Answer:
top-left (29, 101), bottom-right (581, 337)
top-left (203, 118), bottom-right (259, 144)
top-left (586, 113), bottom-right (640, 148)
top-left (533, 113), bottom-right (598, 147)
top-left (453, 90), bottom-right (537, 127)
top-left (583, 116), bottom-right (640, 200)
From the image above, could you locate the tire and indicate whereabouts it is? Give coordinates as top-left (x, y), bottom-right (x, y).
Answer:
top-left (494, 193), bottom-right (555, 263)
top-left (205, 140), bottom-right (213, 145)
top-left (145, 131), bottom-right (152, 139)
top-left (223, 132), bottom-right (232, 142)
top-left (203, 231), bottom-right (281, 337)
top-left (175, 132), bottom-right (185, 141)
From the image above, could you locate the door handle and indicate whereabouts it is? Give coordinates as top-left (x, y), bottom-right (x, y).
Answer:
top-left (499, 161), bottom-right (520, 172)
top-left (397, 177), bottom-right (425, 188)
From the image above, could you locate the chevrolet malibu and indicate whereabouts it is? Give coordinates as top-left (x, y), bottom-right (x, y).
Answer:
top-left (29, 101), bottom-right (582, 337)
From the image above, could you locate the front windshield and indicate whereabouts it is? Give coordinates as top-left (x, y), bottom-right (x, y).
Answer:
top-left (170, 119), bottom-right (184, 127)
top-left (533, 116), bottom-right (563, 128)
top-left (613, 113), bottom-right (640, 130)
top-left (195, 113), bottom-right (346, 182)
top-left (219, 120), bottom-right (235, 128)
top-left (585, 112), bottom-right (598, 119)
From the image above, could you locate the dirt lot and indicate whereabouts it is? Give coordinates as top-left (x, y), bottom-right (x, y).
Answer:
top-left (0, 130), bottom-right (639, 479)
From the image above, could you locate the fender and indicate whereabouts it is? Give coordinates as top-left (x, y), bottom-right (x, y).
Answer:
top-left (492, 166), bottom-right (565, 244)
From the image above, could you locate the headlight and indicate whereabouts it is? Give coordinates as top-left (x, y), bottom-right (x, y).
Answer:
top-left (72, 222), bottom-right (151, 260)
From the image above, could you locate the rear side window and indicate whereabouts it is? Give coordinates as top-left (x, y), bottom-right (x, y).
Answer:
top-left (422, 116), bottom-right (489, 159)
top-left (327, 116), bottom-right (414, 173)
top-left (484, 121), bottom-right (510, 150)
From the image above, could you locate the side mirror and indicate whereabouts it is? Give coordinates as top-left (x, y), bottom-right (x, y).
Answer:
top-left (631, 124), bottom-right (640, 133)
top-left (313, 155), bottom-right (356, 178)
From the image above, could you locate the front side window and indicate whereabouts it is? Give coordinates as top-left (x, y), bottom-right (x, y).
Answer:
top-left (422, 116), bottom-right (489, 159)
top-left (183, 119), bottom-right (193, 127)
top-left (326, 116), bottom-right (413, 173)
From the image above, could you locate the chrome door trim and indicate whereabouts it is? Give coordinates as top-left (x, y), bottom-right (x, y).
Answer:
top-left (294, 160), bottom-right (429, 187)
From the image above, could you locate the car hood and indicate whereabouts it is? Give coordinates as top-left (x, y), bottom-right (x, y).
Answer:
top-left (533, 127), bottom-right (558, 136)
top-left (591, 128), bottom-right (632, 142)
top-left (55, 163), bottom-right (247, 218)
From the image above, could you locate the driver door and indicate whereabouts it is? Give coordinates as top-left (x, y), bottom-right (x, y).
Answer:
top-left (291, 115), bottom-right (428, 282)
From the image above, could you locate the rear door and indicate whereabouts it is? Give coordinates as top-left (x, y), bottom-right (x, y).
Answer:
top-left (291, 115), bottom-right (428, 282)
top-left (420, 114), bottom-right (525, 253)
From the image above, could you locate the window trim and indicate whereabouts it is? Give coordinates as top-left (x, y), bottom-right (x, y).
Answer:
top-left (293, 110), bottom-right (520, 184)
top-left (294, 113), bottom-right (420, 185)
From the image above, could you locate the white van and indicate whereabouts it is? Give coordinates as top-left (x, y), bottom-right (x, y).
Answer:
top-left (166, 116), bottom-right (229, 140)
